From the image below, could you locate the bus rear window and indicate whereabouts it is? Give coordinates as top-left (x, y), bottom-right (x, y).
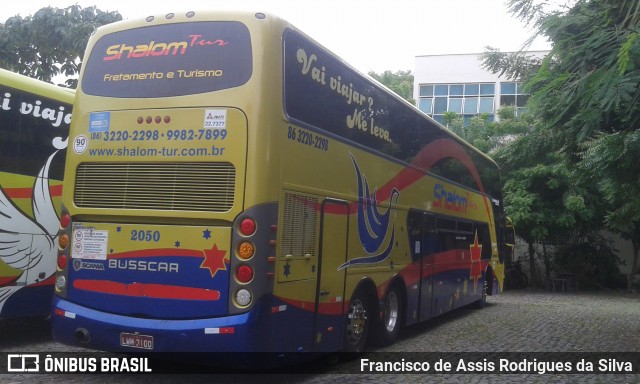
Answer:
top-left (81, 21), bottom-right (252, 98)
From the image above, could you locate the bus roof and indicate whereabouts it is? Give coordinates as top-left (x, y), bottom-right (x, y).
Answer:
top-left (0, 68), bottom-right (75, 103)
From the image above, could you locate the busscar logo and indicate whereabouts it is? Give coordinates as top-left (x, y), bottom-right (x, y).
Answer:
top-left (7, 354), bottom-right (40, 372)
top-left (103, 34), bottom-right (229, 61)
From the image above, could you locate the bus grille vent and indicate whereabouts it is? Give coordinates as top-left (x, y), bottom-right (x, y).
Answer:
top-left (282, 192), bottom-right (318, 258)
top-left (74, 162), bottom-right (236, 212)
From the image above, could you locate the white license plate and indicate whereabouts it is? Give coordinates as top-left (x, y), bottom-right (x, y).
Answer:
top-left (120, 332), bottom-right (154, 350)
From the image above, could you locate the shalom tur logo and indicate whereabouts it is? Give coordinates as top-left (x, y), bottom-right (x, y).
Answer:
top-left (103, 34), bottom-right (229, 61)
top-left (339, 154), bottom-right (399, 270)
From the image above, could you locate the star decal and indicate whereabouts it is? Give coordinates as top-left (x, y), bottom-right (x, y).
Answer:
top-left (200, 244), bottom-right (227, 278)
top-left (175, 240), bottom-right (181, 248)
top-left (283, 262), bottom-right (291, 278)
top-left (203, 229), bottom-right (212, 240)
top-left (116, 227), bottom-right (122, 232)
top-left (469, 231), bottom-right (483, 292)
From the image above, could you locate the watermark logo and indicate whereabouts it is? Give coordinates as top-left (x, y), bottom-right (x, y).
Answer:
top-left (7, 354), bottom-right (39, 372)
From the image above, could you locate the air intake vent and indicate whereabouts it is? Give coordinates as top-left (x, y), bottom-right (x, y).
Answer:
top-left (281, 192), bottom-right (318, 257)
top-left (74, 162), bottom-right (236, 212)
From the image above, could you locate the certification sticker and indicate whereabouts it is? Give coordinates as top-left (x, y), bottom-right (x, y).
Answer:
top-left (204, 109), bottom-right (227, 129)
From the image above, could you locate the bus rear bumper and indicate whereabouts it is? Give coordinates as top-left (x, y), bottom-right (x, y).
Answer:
top-left (51, 296), bottom-right (269, 353)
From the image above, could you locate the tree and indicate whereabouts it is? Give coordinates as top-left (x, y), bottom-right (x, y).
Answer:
top-left (489, 0), bottom-right (640, 289)
top-left (368, 70), bottom-right (415, 104)
top-left (0, 5), bottom-right (122, 87)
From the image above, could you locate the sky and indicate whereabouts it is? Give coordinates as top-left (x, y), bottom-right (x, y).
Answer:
top-left (1, 0), bottom-right (551, 74)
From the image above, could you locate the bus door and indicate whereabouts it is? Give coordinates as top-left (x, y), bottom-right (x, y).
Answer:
top-left (418, 212), bottom-right (436, 322)
top-left (312, 198), bottom-right (349, 352)
top-left (407, 210), bottom-right (436, 322)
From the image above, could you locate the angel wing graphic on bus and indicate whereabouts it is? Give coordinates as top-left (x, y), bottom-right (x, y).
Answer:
top-left (0, 147), bottom-right (63, 314)
top-left (339, 154), bottom-right (399, 270)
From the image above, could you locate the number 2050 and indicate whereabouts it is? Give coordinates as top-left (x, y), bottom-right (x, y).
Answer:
top-left (130, 230), bottom-right (161, 242)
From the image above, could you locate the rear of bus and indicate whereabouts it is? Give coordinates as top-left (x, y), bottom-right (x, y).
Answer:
top-left (51, 11), bottom-right (284, 352)
top-left (0, 69), bottom-right (73, 319)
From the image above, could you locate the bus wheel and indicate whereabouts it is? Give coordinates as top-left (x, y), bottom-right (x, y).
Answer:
top-left (473, 278), bottom-right (488, 309)
top-left (344, 289), bottom-right (370, 353)
top-left (373, 284), bottom-right (403, 346)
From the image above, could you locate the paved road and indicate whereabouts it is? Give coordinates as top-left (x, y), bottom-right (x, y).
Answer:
top-left (2, 290), bottom-right (639, 383)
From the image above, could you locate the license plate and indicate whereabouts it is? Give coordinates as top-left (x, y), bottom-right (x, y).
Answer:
top-left (120, 332), bottom-right (154, 350)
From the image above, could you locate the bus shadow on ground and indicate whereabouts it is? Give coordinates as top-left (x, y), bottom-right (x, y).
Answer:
top-left (392, 300), bottom-right (498, 346)
top-left (0, 316), bottom-right (51, 349)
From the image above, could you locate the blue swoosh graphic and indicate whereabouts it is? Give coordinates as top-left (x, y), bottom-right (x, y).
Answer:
top-left (350, 153), bottom-right (399, 254)
top-left (338, 228), bottom-right (395, 270)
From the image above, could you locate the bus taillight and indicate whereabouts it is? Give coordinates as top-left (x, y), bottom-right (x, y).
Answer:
top-left (238, 241), bottom-right (255, 260)
top-left (235, 289), bottom-right (252, 307)
top-left (57, 254), bottom-right (68, 270)
top-left (55, 275), bottom-right (67, 292)
top-left (236, 265), bottom-right (254, 284)
top-left (60, 213), bottom-right (71, 229)
top-left (239, 218), bottom-right (256, 236)
top-left (58, 233), bottom-right (69, 249)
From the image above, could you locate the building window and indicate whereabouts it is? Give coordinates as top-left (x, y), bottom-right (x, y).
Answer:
top-left (418, 83), bottom-right (495, 123)
top-left (500, 82), bottom-right (529, 116)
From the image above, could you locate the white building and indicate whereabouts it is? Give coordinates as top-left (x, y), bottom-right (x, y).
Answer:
top-left (413, 52), bottom-right (548, 124)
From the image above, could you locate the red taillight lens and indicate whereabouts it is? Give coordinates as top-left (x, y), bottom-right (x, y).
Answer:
top-left (236, 265), bottom-right (254, 283)
top-left (57, 254), bottom-right (68, 269)
top-left (60, 213), bottom-right (71, 229)
top-left (239, 218), bottom-right (256, 236)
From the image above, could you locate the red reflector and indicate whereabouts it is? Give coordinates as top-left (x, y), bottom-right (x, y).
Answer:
top-left (239, 218), bottom-right (256, 236)
top-left (146, 116), bottom-right (152, 124)
top-left (60, 213), bottom-right (71, 228)
top-left (53, 308), bottom-right (65, 317)
top-left (155, 116), bottom-right (161, 124)
top-left (236, 265), bottom-right (254, 283)
top-left (164, 116), bottom-right (171, 123)
top-left (137, 117), bottom-right (144, 124)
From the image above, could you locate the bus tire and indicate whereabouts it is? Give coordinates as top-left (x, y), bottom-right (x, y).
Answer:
top-left (343, 288), bottom-right (371, 353)
top-left (473, 278), bottom-right (488, 309)
top-left (373, 284), bottom-right (403, 346)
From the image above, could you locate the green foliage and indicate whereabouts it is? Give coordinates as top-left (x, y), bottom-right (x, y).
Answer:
top-left (481, 47), bottom-right (545, 81)
top-left (554, 233), bottom-right (625, 290)
top-left (368, 70), bottom-right (415, 104)
top-left (0, 5), bottom-right (122, 87)
top-left (511, 0), bottom-right (640, 140)
top-left (580, 131), bottom-right (640, 238)
top-left (484, 0), bottom-right (640, 288)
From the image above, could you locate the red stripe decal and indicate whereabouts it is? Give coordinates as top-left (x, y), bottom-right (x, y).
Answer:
top-left (73, 279), bottom-right (220, 301)
top-left (108, 248), bottom-right (204, 259)
top-left (3, 184), bottom-right (63, 199)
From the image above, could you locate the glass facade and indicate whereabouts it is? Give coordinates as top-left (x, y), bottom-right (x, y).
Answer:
top-left (499, 81), bottom-right (529, 116)
top-left (418, 81), bottom-right (527, 123)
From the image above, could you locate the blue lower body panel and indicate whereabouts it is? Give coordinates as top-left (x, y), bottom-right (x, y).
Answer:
top-left (51, 296), bottom-right (273, 353)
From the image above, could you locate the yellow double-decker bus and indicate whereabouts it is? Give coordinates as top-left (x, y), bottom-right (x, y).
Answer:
top-left (51, 10), bottom-right (507, 356)
top-left (0, 68), bottom-right (73, 319)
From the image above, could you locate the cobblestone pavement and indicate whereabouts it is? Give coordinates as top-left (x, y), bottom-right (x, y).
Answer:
top-left (2, 290), bottom-right (639, 383)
